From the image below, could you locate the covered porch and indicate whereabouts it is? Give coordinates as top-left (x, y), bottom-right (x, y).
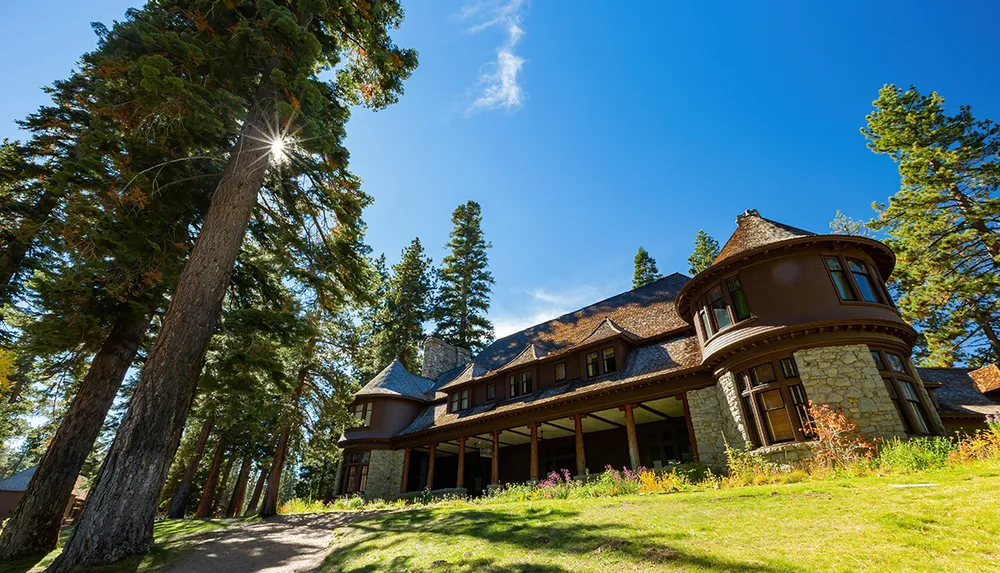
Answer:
top-left (401, 395), bottom-right (695, 496)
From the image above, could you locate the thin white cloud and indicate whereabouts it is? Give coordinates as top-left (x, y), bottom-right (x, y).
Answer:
top-left (460, 0), bottom-right (528, 112)
top-left (490, 285), bottom-right (606, 339)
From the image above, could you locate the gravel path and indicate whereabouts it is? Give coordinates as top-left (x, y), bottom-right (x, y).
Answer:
top-left (162, 512), bottom-right (372, 573)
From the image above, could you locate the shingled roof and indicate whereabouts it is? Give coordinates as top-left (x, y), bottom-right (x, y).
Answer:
top-left (918, 367), bottom-right (1000, 417)
top-left (356, 359), bottom-right (435, 402)
top-left (0, 466), bottom-right (36, 492)
top-left (714, 209), bottom-right (815, 265)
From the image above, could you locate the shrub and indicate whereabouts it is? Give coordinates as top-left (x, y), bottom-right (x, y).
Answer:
top-left (724, 445), bottom-right (780, 486)
top-left (638, 469), bottom-right (693, 494)
top-left (987, 410), bottom-right (1000, 436)
top-left (805, 401), bottom-right (876, 469)
top-left (950, 429), bottom-right (1000, 463)
top-left (875, 437), bottom-right (954, 472)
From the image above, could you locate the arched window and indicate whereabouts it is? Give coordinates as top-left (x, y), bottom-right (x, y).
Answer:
top-left (736, 356), bottom-right (811, 447)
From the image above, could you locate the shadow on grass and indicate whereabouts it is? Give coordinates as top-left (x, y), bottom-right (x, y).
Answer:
top-left (321, 507), bottom-right (801, 572)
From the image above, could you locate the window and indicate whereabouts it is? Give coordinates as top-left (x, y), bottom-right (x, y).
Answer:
top-left (343, 450), bottom-right (371, 494)
top-left (554, 362), bottom-right (566, 382)
top-left (871, 348), bottom-right (936, 436)
top-left (509, 372), bottom-right (532, 397)
top-left (450, 389), bottom-right (471, 412)
top-left (698, 275), bottom-right (752, 340)
top-left (486, 383), bottom-right (496, 400)
top-left (847, 259), bottom-right (880, 303)
top-left (708, 285), bottom-right (733, 331)
top-left (586, 352), bottom-right (600, 377)
top-left (825, 256), bottom-right (856, 301)
top-left (602, 347), bottom-right (617, 374)
top-left (353, 402), bottom-right (372, 427)
top-left (727, 276), bottom-right (751, 321)
top-left (737, 356), bottom-right (810, 447)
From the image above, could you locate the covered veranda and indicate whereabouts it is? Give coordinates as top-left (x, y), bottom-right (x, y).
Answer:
top-left (401, 395), bottom-right (696, 496)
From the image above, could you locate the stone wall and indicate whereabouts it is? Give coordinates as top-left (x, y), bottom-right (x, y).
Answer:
top-left (793, 344), bottom-right (907, 440)
top-left (754, 441), bottom-right (814, 467)
top-left (363, 449), bottom-right (406, 499)
top-left (422, 337), bottom-right (472, 380)
top-left (687, 377), bottom-right (749, 471)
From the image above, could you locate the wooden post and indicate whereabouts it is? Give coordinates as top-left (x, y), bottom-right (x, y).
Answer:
top-left (427, 443), bottom-right (436, 491)
top-left (624, 403), bottom-right (640, 471)
top-left (491, 431), bottom-right (500, 486)
top-left (529, 424), bottom-right (539, 482)
top-left (456, 437), bottom-right (466, 489)
top-left (679, 393), bottom-right (698, 459)
top-left (574, 415), bottom-right (587, 476)
top-left (400, 448), bottom-right (411, 493)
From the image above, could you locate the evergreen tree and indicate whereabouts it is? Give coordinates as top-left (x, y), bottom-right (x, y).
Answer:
top-left (830, 210), bottom-right (877, 238)
top-left (47, 2), bottom-right (415, 568)
top-left (434, 201), bottom-right (494, 353)
top-left (863, 84), bottom-right (1000, 366)
top-left (375, 239), bottom-right (434, 373)
top-left (688, 230), bottom-right (720, 275)
top-left (632, 247), bottom-right (661, 288)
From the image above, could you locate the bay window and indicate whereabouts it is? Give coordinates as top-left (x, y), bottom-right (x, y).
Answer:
top-left (871, 349), bottom-right (935, 435)
top-left (824, 254), bottom-right (889, 305)
top-left (737, 356), bottom-right (811, 447)
top-left (697, 274), bottom-right (752, 339)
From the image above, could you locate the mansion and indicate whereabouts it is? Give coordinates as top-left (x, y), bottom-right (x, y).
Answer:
top-left (336, 210), bottom-right (1000, 498)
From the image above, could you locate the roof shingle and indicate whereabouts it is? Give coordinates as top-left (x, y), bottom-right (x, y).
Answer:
top-left (356, 359), bottom-right (436, 402)
top-left (918, 367), bottom-right (1000, 417)
top-left (713, 209), bottom-right (815, 265)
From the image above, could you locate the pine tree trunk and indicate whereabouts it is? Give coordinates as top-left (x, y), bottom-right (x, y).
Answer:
top-left (259, 345), bottom-right (312, 518)
top-left (194, 437), bottom-right (227, 519)
top-left (225, 455), bottom-right (252, 518)
top-left (244, 468), bottom-right (267, 517)
top-left (167, 418), bottom-right (214, 519)
top-left (0, 307), bottom-right (151, 561)
top-left (980, 319), bottom-right (1000, 360)
top-left (949, 185), bottom-right (1000, 262)
top-left (0, 189), bottom-right (58, 306)
top-left (48, 64), bottom-right (278, 573)
top-left (210, 456), bottom-right (235, 517)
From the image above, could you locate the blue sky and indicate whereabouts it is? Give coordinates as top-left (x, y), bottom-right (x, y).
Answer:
top-left (2, 1), bottom-right (998, 338)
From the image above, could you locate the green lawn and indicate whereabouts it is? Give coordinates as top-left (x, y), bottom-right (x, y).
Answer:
top-left (322, 462), bottom-right (1000, 572)
top-left (0, 519), bottom-right (228, 573)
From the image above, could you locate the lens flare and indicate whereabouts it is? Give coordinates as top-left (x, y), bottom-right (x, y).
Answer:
top-left (269, 136), bottom-right (292, 165)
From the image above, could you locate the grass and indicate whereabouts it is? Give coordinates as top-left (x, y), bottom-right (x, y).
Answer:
top-left (321, 461), bottom-right (1000, 572)
top-left (0, 519), bottom-right (230, 573)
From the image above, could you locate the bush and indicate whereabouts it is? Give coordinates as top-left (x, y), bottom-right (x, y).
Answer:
top-left (875, 437), bottom-right (954, 472)
top-left (806, 401), bottom-right (876, 469)
top-left (950, 429), bottom-right (1000, 463)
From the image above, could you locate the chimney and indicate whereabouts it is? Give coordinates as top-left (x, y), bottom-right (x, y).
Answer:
top-left (421, 337), bottom-right (472, 380)
top-left (735, 209), bottom-right (760, 225)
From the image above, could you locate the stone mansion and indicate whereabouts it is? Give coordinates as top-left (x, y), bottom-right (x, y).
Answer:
top-left (336, 209), bottom-right (1000, 498)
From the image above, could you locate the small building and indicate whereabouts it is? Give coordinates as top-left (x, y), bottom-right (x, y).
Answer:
top-left (0, 466), bottom-right (87, 524)
top-left (337, 209), bottom-right (992, 499)
top-left (918, 365), bottom-right (1000, 433)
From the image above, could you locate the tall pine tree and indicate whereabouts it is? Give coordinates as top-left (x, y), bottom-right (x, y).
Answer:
top-left (863, 84), bottom-right (1000, 366)
top-left (434, 201), bottom-right (494, 353)
top-left (632, 246), bottom-right (661, 288)
top-left (688, 230), bottom-right (720, 275)
top-left (375, 239), bottom-right (434, 373)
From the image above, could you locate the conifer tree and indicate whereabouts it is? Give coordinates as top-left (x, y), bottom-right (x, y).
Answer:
top-left (632, 247), bottom-right (661, 288)
top-left (434, 201), bottom-right (494, 353)
top-left (376, 239), bottom-right (434, 372)
top-left (830, 211), bottom-right (877, 238)
top-left (688, 230), bottom-right (720, 275)
top-left (863, 85), bottom-right (1000, 366)
top-left (47, 2), bottom-right (415, 568)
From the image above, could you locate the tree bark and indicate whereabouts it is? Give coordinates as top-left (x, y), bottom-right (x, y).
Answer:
top-left (167, 418), bottom-right (214, 519)
top-left (0, 307), bottom-right (151, 561)
top-left (48, 65), bottom-right (278, 572)
top-left (210, 455), bottom-right (235, 517)
top-left (244, 468), bottom-right (267, 517)
top-left (979, 318), bottom-right (1000, 360)
top-left (950, 185), bottom-right (1000, 262)
top-left (194, 437), bottom-right (227, 519)
top-left (259, 343), bottom-right (313, 518)
top-left (225, 454), bottom-right (252, 518)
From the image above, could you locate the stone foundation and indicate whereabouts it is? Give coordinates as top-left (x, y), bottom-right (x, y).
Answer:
top-left (687, 377), bottom-right (750, 471)
top-left (793, 344), bottom-right (907, 440)
top-left (754, 441), bottom-right (815, 467)
top-left (364, 449), bottom-right (406, 499)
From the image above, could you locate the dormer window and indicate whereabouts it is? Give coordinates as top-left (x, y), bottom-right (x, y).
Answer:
top-left (554, 362), bottom-right (566, 382)
top-left (509, 371), bottom-right (532, 397)
top-left (586, 352), bottom-right (600, 377)
top-left (486, 383), bottom-right (496, 400)
top-left (449, 389), bottom-right (471, 413)
top-left (602, 347), bottom-right (617, 374)
top-left (353, 402), bottom-right (372, 427)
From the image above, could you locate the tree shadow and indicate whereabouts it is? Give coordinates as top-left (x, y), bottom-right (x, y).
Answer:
top-left (321, 506), bottom-right (804, 572)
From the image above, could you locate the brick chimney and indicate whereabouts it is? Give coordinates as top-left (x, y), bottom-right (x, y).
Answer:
top-left (421, 337), bottom-right (472, 380)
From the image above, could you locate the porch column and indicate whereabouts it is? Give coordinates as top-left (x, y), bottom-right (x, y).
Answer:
top-left (401, 448), bottom-right (411, 493)
top-left (574, 415), bottom-right (587, 476)
top-left (529, 423), bottom-right (539, 482)
top-left (427, 443), bottom-right (436, 490)
top-left (456, 437), bottom-right (466, 489)
top-left (624, 403), bottom-right (640, 471)
top-left (491, 431), bottom-right (500, 486)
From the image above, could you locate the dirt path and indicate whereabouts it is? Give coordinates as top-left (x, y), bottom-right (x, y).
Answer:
top-left (162, 512), bottom-right (372, 573)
